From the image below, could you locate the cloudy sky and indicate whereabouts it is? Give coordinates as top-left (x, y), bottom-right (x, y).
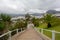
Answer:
top-left (0, 0), bottom-right (60, 14)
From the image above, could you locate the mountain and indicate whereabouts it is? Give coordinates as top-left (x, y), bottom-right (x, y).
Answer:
top-left (0, 12), bottom-right (44, 18)
top-left (30, 13), bottom-right (44, 16)
top-left (46, 10), bottom-right (60, 14)
top-left (7, 14), bottom-right (25, 17)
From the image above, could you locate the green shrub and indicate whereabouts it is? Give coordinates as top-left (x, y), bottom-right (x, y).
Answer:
top-left (32, 17), bottom-right (39, 27)
top-left (0, 22), bottom-right (5, 31)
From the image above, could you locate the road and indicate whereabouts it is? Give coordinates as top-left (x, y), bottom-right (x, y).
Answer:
top-left (11, 23), bottom-right (51, 40)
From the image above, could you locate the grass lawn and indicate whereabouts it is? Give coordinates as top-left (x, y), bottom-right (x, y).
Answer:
top-left (38, 23), bottom-right (60, 40)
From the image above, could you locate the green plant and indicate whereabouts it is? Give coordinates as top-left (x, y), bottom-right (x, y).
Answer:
top-left (14, 19), bottom-right (27, 29)
top-left (25, 13), bottom-right (31, 21)
top-left (43, 14), bottom-right (53, 28)
top-left (0, 14), bottom-right (11, 33)
top-left (32, 17), bottom-right (39, 27)
top-left (0, 22), bottom-right (5, 31)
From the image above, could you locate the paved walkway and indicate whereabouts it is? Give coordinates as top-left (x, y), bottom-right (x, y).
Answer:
top-left (11, 24), bottom-right (51, 40)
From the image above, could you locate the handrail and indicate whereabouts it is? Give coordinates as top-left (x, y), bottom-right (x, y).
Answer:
top-left (35, 28), bottom-right (60, 40)
top-left (37, 28), bottom-right (60, 33)
top-left (0, 28), bottom-right (24, 40)
top-left (0, 32), bottom-right (10, 38)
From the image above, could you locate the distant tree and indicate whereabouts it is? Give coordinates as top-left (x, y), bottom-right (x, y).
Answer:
top-left (31, 17), bottom-right (39, 27)
top-left (25, 13), bottom-right (31, 21)
top-left (43, 14), bottom-right (53, 28)
top-left (14, 19), bottom-right (27, 30)
top-left (51, 16), bottom-right (60, 26)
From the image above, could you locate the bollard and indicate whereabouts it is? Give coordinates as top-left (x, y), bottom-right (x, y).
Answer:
top-left (41, 29), bottom-right (43, 34)
top-left (21, 28), bottom-right (22, 32)
top-left (16, 29), bottom-right (18, 34)
top-left (9, 31), bottom-right (11, 40)
top-left (52, 30), bottom-right (55, 40)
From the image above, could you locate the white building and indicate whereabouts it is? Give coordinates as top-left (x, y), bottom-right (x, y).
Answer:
top-left (11, 16), bottom-right (25, 22)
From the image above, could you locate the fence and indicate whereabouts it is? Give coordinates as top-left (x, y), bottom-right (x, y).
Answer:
top-left (0, 28), bottom-right (25, 40)
top-left (35, 28), bottom-right (60, 40)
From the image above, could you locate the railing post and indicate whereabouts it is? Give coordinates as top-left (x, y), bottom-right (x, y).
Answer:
top-left (16, 29), bottom-right (18, 34)
top-left (34, 27), bottom-right (38, 32)
top-left (41, 28), bottom-right (43, 34)
top-left (21, 28), bottom-right (22, 32)
top-left (52, 30), bottom-right (55, 40)
top-left (9, 31), bottom-right (11, 40)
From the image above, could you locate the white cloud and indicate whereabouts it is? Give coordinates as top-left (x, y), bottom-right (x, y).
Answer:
top-left (0, 0), bottom-right (26, 14)
top-left (55, 8), bottom-right (60, 11)
top-left (0, 0), bottom-right (60, 14)
top-left (28, 9), bottom-right (46, 13)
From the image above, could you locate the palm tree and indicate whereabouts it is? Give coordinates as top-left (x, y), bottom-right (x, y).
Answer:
top-left (0, 14), bottom-right (11, 33)
top-left (0, 21), bottom-right (5, 35)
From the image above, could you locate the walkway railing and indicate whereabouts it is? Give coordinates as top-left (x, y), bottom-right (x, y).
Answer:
top-left (0, 27), bottom-right (60, 40)
top-left (35, 28), bottom-right (60, 40)
top-left (0, 28), bottom-right (25, 40)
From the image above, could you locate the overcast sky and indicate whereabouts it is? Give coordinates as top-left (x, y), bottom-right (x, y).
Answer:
top-left (0, 0), bottom-right (60, 14)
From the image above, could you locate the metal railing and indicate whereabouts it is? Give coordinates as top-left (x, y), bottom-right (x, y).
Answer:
top-left (35, 28), bottom-right (60, 40)
top-left (0, 28), bottom-right (25, 40)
